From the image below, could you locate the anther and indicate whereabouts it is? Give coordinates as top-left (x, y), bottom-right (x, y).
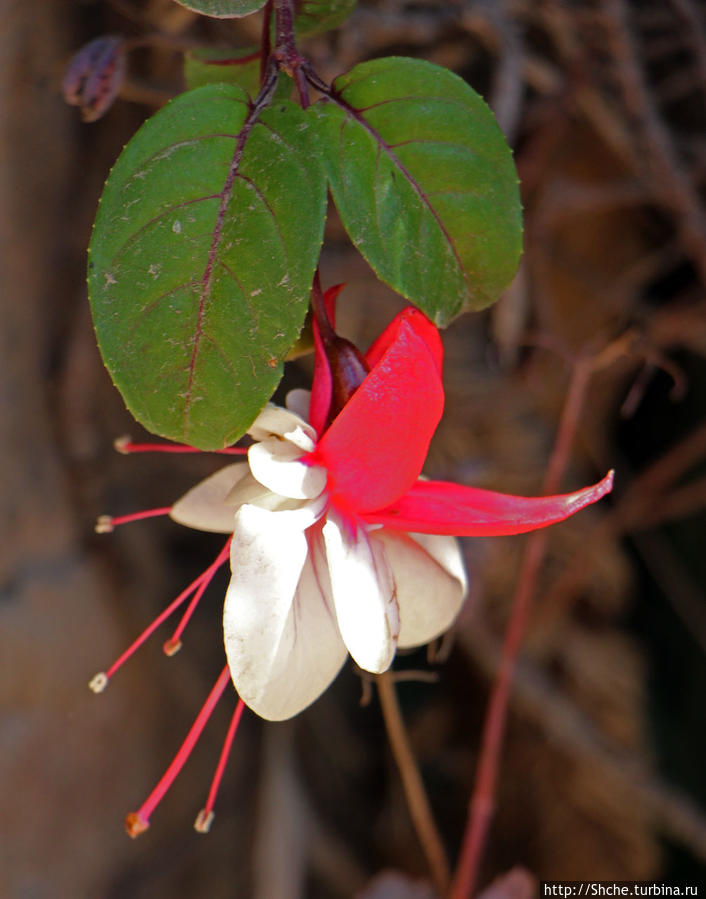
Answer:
top-left (194, 809), bottom-right (214, 833)
top-left (113, 435), bottom-right (132, 454)
top-left (88, 672), bottom-right (109, 693)
top-left (162, 638), bottom-right (182, 657)
top-left (125, 812), bottom-right (150, 838)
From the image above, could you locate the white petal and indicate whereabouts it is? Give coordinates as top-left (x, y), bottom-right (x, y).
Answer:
top-left (374, 531), bottom-right (468, 648)
top-left (224, 508), bottom-right (346, 720)
top-left (248, 403), bottom-right (316, 450)
top-left (169, 462), bottom-right (249, 533)
top-left (225, 473), bottom-right (315, 514)
top-left (285, 388), bottom-right (311, 421)
top-left (225, 470), bottom-right (278, 507)
top-left (248, 438), bottom-right (327, 500)
top-left (322, 512), bottom-right (400, 674)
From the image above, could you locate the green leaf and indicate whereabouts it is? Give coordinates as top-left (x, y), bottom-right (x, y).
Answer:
top-left (311, 57), bottom-right (522, 324)
top-left (89, 84), bottom-right (326, 449)
top-left (173, 0), bottom-right (265, 17)
top-left (295, 0), bottom-right (356, 36)
top-left (183, 46), bottom-right (292, 100)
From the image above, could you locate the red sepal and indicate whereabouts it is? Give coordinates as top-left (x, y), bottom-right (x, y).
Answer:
top-left (365, 307), bottom-right (443, 374)
top-left (363, 471), bottom-right (614, 536)
top-left (314, 312), bottom-right (445, 514)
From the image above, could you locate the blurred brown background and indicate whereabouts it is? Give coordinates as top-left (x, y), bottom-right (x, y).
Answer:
top-left (1, 1), bottom-right (705, 896)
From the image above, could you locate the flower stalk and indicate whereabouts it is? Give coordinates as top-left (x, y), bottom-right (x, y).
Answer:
top-left (377, 671), bottom-right (450, 895)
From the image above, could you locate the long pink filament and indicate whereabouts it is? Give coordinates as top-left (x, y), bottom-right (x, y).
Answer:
top-left (194, 698), bottom-right (246, 833)
top-left (104, 507), bottom-right (172, 527)
top-left (116, 438), bottom-right (247, 455)
top-left (125, 665), bottom-right (232, 837)
top-left (164, 537), bottom-right (231, 654)
top-left (98, 541), bottom-right (231, 683)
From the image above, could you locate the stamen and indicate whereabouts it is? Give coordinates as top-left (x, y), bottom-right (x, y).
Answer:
top-left (125, 665), bottom-right (232, 837)
top-left (88, 542), bottom-right (229, 690)
top-left (163, 538), bottom-right (231, 655)
top-left (95, 507), bottom-right (172, 533)
top-left (114, 435), bottom-right (247, 455)
top-left (194, 698), bottom-right (246, 834)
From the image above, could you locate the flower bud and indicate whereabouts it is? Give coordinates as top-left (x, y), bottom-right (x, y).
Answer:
top-left (62, 35), bottom-right (126, 123)
top-left (325, 335), bottom-right (370, 424)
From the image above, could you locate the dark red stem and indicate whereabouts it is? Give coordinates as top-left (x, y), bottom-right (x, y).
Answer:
top-left (448, 355), bottom-right (594, 898)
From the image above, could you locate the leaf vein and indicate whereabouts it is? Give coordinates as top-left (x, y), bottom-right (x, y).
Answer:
top-left (110, 195), bottom-right (221, 266)
top-left (329, 95), bottom-right (470, 296)
top-left (233, 173), bottom-right (289, 260)
top-left (126, 280), bottom-right (198, 340)
top-left (185, 110), bottom-right (264, 428)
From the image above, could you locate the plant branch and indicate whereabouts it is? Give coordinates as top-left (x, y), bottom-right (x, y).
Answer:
top-left (458, 615), bottom-right (706, 863)
top-left (377, 670), bottom-right (450, 896)
top-left (449, 353), bottom-right (594, 899)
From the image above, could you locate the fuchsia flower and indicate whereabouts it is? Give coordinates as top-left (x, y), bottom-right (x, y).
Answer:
top-left (92, 288), bottom-right (612, 832)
